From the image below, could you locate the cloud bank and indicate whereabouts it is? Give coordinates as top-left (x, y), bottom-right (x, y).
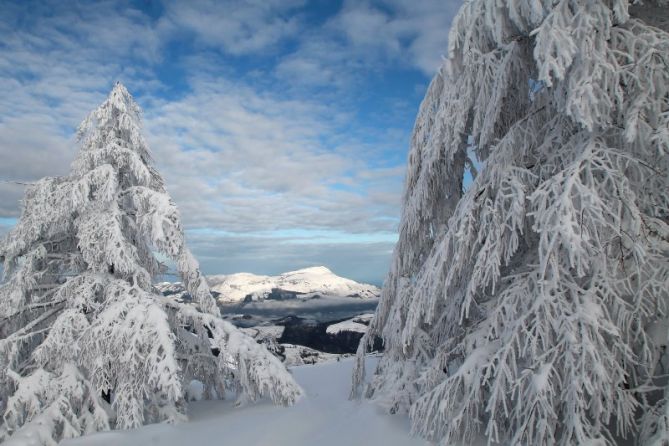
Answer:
top-left (0, 0), bottom-right (460, 284)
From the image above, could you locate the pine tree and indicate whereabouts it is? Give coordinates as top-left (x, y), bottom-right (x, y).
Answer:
top-left (0, 83), bottom-right (301, 445)
top-left (353, 1), bottom-right (669, 445)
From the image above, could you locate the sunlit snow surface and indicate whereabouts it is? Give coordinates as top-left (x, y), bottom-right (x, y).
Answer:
top-left (208, 266), bottom-right (381, 302)
top-left (63, 357), bottom-right (428, 446)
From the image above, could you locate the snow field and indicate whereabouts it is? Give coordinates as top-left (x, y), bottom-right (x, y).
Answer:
top-left (63, 357), bottom-right (429, 446)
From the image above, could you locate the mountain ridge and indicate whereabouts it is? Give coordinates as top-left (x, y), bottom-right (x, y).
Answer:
top-left (206, 266), bottom-right (380, 302)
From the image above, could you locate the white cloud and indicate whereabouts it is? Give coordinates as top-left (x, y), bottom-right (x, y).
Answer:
top-left (0, 0), bottom-right (458, 281)
top-left (276, 0), bottom-right (460, 89)
top-left (339, 0), bottom-right (461, 74)
top-left (335, 5), bottom-right (402, 54)
top-left (161, 0), bottom-right (306, 55)
top-left (143, 74), bottom-right (402, 235)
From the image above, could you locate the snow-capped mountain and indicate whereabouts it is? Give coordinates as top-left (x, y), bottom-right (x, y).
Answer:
top-left (206, 266), bottom-right (380, 302)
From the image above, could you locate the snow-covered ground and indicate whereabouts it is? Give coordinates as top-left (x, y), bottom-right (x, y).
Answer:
top-left (326, 313), bottom-right (374, 335)
top-left (239, 324), bottom-right (286, 341)
top-left (281, 344), bottom-right (348, 366)
top-left (207, 266), bottom-right (380, 302)
top-left (63, 357), bottom-right (428, 446)
top-left (326, 320), bottom-right (368, 335)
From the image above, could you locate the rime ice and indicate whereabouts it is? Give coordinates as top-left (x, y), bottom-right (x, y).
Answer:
top-left (0, 83), bottom-right (301, 445)
top-left (353, 1), bottom-right (669, 445)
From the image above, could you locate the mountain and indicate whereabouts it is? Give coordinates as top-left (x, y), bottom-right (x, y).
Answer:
top-left (206, 266), bottom-right (380, 302)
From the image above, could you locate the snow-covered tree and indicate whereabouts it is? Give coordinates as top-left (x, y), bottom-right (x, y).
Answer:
top-left (353, 1), bottom-right (669, 445)
top-left (0, 83), bottom-right (301, 445)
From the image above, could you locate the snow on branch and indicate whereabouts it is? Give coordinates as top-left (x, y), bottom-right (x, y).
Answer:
top-left (0, 83), bottom-right (301, 445)
top-left (354, 1), bottom-right (669, 444)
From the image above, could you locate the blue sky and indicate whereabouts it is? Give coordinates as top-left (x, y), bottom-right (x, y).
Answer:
top-left (0, 0), bottom-right (462, 285)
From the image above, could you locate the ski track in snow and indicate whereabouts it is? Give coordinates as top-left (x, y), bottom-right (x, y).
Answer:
top-left (63, 357), bottom-right (429, 446)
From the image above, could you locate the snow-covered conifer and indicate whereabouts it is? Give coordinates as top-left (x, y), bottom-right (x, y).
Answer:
top-left (353, 1), bottom-right (669, 445)
top-left (0, 83), bottom-right (301, 445)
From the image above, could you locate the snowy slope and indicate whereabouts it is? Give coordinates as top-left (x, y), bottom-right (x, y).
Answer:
top-left (326, 320), bottom-right (367, 335)
top-left (207, 266), bottom-right (380, 302)
top-left (326, 313), bottom-right (374, 335)
top-left (63, 357), bottom-right (430, 446)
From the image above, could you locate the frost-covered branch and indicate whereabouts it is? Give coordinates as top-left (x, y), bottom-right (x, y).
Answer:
top-left (354, 1), bottom-right (669, 444)
top-left (0, 83), bottom-right (301, 445)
